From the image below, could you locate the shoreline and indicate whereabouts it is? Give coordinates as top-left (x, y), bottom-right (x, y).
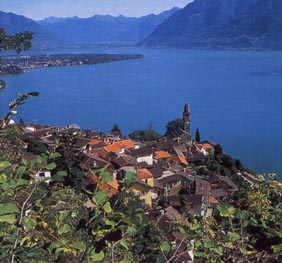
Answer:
top-left (0, 53), bottom-right (144, 75)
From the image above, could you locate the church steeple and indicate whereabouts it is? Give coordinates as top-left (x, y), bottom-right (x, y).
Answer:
top-left (183, 102), bottom-right (191, 135)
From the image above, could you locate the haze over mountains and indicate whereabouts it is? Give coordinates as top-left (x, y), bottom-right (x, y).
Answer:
top-left (0, 8), bottom-right (179, 49)
top-left (0, 0), bottom-right (281, 50)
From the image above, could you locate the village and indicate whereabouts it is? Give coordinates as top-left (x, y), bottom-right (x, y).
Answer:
top-left (13, 102), bottom-right (265, 262)
top-left (0, 53), bottom-right (143, 75)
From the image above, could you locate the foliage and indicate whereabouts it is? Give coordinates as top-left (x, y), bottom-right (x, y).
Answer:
top-left (0, 92), bottom-right (40, 129)
top-left (195, 127), bottom-right (200, 143)
top-left (0, 145), bottom-right (147, 262)
top-left (0, 93), bottom-right (39, 162)
top-left (165, 118), bottom-right (183, 135)
top-left (111, 124), bottom-right (122, 138)
top-left (0, 28), bottom-right (33, 56)
top-left (168, 175), bottom-right (282, 263)
top-left (129, 129), bottom-right (161, 142)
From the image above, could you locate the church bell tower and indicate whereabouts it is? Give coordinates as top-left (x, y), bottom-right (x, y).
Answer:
top-left (183, 102), bottom-right (191, 136)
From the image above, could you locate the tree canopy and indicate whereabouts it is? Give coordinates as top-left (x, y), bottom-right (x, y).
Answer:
top-left (0, 28), bottom-right (33, 56)
top-left (129, 129), bottom-right (161, 142)
top-left (165, 118), bottom-right (183, 135)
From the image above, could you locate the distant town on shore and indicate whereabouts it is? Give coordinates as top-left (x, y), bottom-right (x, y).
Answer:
top-left (0, 53), bottom-right (144, 75)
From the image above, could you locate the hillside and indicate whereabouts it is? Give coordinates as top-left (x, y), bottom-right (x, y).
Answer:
top-left (140, 0), bottom-right (282, 50)
top-left (0, 11), bottom-right (63, 49)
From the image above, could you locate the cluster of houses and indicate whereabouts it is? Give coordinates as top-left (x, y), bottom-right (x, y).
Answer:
top-left (1, 54), bottom-right (143, 74)
top-left (17, 103), bottom-right (242, 262)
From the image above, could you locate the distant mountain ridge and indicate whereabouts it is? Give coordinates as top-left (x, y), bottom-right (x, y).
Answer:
top-left (37, 7), bottom-right (180, 45)
top-left (1, 1), bottom-right (281, 51)
top-left (0, 11), bottom-right (63, 48)
top-left (0, 8), bottom-right (180, 49)
top-left (140, 0), bottom-right (282, 50)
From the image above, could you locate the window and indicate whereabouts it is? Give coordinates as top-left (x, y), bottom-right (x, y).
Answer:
top-left (39, 172), bottom-right (45, 178)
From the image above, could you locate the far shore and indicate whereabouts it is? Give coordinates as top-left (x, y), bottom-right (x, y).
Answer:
top-left (0, 53), bottom-right (144, 75)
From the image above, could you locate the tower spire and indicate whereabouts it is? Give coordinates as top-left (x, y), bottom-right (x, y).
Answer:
top-left (183, 101), bottom-right (191, 135)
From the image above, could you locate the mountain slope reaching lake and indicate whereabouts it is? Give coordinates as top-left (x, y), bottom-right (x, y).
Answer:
top-left (140, 0), bottom-right (282, 50)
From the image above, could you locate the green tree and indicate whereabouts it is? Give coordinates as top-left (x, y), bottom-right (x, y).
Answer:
top-left (0, 28), bottom-right (33, 57)
top-left (111, 124), bottom-right (122, 138)
top-left (129, 129), bottom-right (161, 142)
top-left (0, 28), bottom-right (33, 87)
top-left (214, 144), bottom-right (223, 155)
top-left (195, 127), bottom-right (201, 143)
top-left (168, 175), bottom-right (282, 263)
top-left (165, 118), bottom-right (183, 135)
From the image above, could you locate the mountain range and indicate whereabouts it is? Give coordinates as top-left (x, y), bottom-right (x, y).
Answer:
top-left (0, 0), bottom-right (281, 50)
top-left (140, 0), bottom-right (282, 50)
top-left (0, 8), bottom-right (179, 49)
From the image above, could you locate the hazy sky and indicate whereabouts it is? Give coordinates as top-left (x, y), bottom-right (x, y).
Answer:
top-left (1, 0), bottom-right (193, 20)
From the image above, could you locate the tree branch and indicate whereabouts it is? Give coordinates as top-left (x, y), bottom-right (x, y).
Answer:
top-left (11, 180), bottom-right (38, 263)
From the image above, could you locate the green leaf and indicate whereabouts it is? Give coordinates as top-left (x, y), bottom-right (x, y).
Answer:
top-left (0, 203), bottom-right (19, 215)
top-left (250, 217), bottom-right (258, 225)
top-left (120, 239), bottom-right (129, 250)
top-left (213, 246), bottom-right (223, 255)
top-left (57, 170), bottom-right (68, 177)
top-left (103, 202), bottom-right (112, 213)
top-left (179, 227), bottom-right (186, 235)
top-left (0, 214), bottom-right (17, 224)
top-left (90, 250), bottom-right (105, 261)
top-left (194, 240), bottom-right (202, 248)
top-left (36, 155), bottom-right (45, 164)
top-left (228, 232), bottom-right (240, 242)
top-left (0, 161), bottom-right (11, 171)
top-left (160, 241), bottom-right (171, 252)
top-left (22, 158), bottom-right (28, 166)
top-left (120, 259), bottom-right (131, 263)
top-left (239, 248), bottom-right (255, 255)
top-left (124, 172), bottom-right (136, 185)
top-left (45, 162), bottom-right (57, 170)
top-left (15, 179), bottom-right (29, 188)
top-left (17, 166), bottom-right (27, 175)
top-left (105, 218), bottom-right (115, 227)
top-left (127, 226), bottom-right (137, 236)
top-left (49, 152), bottom-right (61, 159)
top-left (204, 241), bottom-right (215, 248)
top-left (100, 172), bottom-right (113, 184)
top-left (1, 180), bottom-right (9, 191)
top-left (194, 251), bottom-right (205, 257)
top-left (24, 218), bottom-right (37, 228)
top-left (190, 223), bottom-right (200, 230)
top-left (58, 224), bottom-right (72, 235)
top-left (58, 212), bottom-right (69, 223)
top-left (9, 179), bottom-right (17, 189)
top-left (272, 244), bottom-right (282, 253)
top-left (71, 241), bottom-right (86, 251)
top-left (93, 190), bottom-right (108, 206)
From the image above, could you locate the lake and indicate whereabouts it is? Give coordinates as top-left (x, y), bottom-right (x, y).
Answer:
top-left (1, 47), bottom-right (281, 179)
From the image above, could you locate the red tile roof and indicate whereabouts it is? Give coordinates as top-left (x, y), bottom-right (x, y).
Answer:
top-left (89, 138), bottom-right (103, 145)
top-left (91, 147), bottom-right (109, 158)
top-left (138, 168), bottom-right (153, 179)
top-left (202, 143), bottom-right (214, 150)
top-left (91, 174), bottom-right (119, 197)
top-left (105, 139), bottom-right (135, 153)
top-left (174, 156), bottom-right (188, 165)
top-left (209, 196), bottom-right (219, 204)
top-left (154, 150), bottom-right (171, 160)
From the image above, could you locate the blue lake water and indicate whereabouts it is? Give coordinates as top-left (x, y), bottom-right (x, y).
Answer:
top-left (1, 47), bottom-right (282, 179)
